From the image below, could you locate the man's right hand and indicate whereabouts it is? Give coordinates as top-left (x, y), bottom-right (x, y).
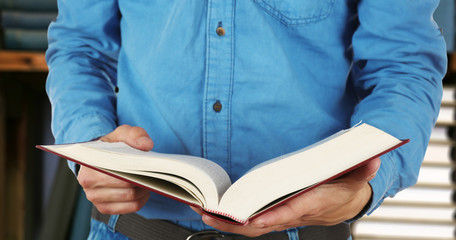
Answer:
top-left (77, 125), bottom-right (154, 215)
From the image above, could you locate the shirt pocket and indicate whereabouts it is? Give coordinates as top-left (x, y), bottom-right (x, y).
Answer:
top-left (253, 0), bottom-right (335, 26)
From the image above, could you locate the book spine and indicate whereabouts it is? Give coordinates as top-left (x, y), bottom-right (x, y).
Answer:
top-left (203, 209), bottom-right (246, 225)
top-left (3, 28), bottom-right (48, 51)
top-left (2, 10), bottom-right (56, 29)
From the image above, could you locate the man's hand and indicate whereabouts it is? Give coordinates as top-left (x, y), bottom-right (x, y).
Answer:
top-left (192, 157), bottom-right (381, 237)
top-left (77, 125), bottom-right (154, 215)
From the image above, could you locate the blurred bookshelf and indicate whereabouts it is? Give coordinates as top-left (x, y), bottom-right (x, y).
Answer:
top-left (352, 84), bottom-right (456, 240)
top-left (0, 0), bottom-right (53, 71)
top-left (0, 50), bottom-right (46, 71)
top-left (352, 56), bottom-right (456, 240)
top-left (0, 1), bottom-right (90, 240)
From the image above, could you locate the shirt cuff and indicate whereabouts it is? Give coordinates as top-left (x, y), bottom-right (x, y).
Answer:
top-left (55, 113), bottom-right (117, 175)
top-left (367, 152), bottom-right (397, 215)
top-left (54, 113), bottom-right (116, 144)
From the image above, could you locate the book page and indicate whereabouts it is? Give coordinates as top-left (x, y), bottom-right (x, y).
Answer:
top-left (101, 168), bottom-right (202, 206)
top-left (104, 167), bottom-right (206, 206)
top-left (43, 141), bottom-right (232, 209)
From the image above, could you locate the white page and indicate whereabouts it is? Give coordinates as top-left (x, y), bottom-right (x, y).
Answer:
top-left (43, 141), bottom-right (231, 209)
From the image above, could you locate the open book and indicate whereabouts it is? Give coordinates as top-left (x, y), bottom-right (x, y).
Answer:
top-left (37, 123), bottom-right (408, 224)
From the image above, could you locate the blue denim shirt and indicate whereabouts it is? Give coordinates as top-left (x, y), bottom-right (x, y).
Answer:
top-left (46, 0), bottom-right (446, 231)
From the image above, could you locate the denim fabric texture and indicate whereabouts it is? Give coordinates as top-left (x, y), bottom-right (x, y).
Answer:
top-left (88, 219), bottom-right (129, 240)
top-left (46, 0), bottom-right (447, 237)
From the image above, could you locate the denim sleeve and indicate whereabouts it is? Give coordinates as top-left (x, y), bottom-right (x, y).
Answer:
top-left (46, 0), bottom-right (121, 173)
top-left (349, 0), bottom-right (447, 216)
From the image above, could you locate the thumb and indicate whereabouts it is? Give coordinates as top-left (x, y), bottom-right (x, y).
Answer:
top-left (100, 125), bottom-right (154, 151)
top-left (345, 157), bottom-right (381, 182)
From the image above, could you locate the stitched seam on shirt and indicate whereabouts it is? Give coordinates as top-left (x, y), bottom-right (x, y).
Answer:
top-left (255, 0), bottom-right (335, 26)
top-left (226, 0), bottom-right (236, 175)
top-left (203, 0), bottom-right (213, 159)
top-left (382, 152), bottom-right (398, 197)
top-left (57, 113), bottom-right (115, 143)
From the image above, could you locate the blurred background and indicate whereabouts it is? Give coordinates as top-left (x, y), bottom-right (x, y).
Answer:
top-left (0, 0), bottom-right (456, 240)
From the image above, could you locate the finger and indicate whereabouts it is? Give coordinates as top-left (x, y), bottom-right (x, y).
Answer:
top-left (95, 193), bottom-right (150, 215)
top-left (78, 165), bottom-right (135, 189)
top-left (100, 125), bottom-right (154, 151)
top-left (249, 193), bottom-right (311, 228)
top-left (341, 157), bottom-right (381, 182)
top-left (250, 180), bottom-right (367, 228)
top-left (86, 186), bottom-right (150, 204)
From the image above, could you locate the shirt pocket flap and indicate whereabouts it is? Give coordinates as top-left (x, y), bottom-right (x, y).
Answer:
top-left (254, 0), bottom-right (335, 26)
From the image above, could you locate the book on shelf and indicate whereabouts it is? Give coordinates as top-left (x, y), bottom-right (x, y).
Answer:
top-left (430, 126), bottom-right (456, 142)
top-left (436, 105), bottom-right (456, 125)
top-left (354, 221), bottom-right (455, 240)
top-left (437, 87), bottom-right (456, 126)
top-left (384, 187), bottom-right (453, 206)
top-left (417, 166), bottom-right (452, 186)
top-left (1, 10), bottom-right (56, 29)
top-left (366, 204), bottom-right (456, 222)
top-left (37, 123), bottom-right (408, 225)
top-left (3, 28), bottom-right (48, 51)
top-left (424, 142), bottom-right (456, 165)
top-left (0, 0), bottom-right (57, 11)
top-left (442, 86), bottom-right (456, 105)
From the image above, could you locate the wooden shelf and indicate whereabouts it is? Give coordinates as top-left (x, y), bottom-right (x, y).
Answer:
top-left (0, 50), bottom-right (47, 72)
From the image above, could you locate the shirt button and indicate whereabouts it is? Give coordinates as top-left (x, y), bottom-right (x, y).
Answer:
top-left (216, 27), bottom-right (225, 36)
top-left (213, 101), bottom-right (222, 112)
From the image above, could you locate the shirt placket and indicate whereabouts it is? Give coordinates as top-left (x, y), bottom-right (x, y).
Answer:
top-left (203, 0), bottom-right (235, 173)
